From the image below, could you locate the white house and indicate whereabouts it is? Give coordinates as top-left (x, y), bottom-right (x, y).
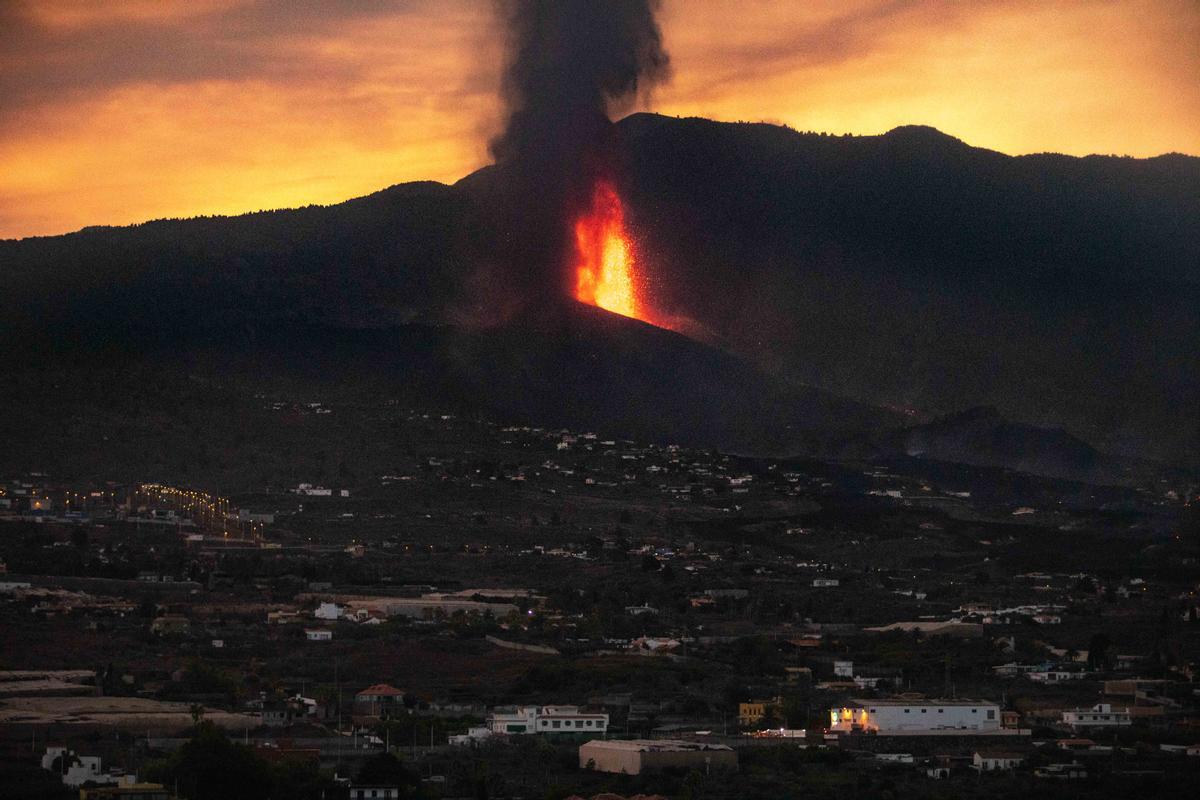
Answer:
top-left (833, 660), bottom-right (854, 678)
top-left (1035, 762), bottom-right (1088, 780)
top-left (973, 751), bottom-right (1024, 771)
top-left (314, 602), bottom-right (344, 621)
top-left (349, 788), bottom-right (400, 800)
top-left (829, 699), bottom-right (1002, 734)
top-left (305, 628), bottom-right (333, 642)
top-left (813, 578), bottom-right (840, 588)
top-left (1029, 669), bottom-right (1087, 683)
top-left (448, 726), bottom-right (494, 746)
top-left (41, 747), bottom-right (134, 788)
top-left (487, 705), bottom-right (608, 736)
top-left (1061, 703), bottom-right (1131, 730)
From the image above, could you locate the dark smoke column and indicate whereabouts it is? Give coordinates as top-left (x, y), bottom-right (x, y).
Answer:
top-left (490, 0), bottom-right (669, 307)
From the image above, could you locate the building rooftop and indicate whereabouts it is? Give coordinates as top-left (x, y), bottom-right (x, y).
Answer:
top-left (581, 739), bottom-right (733, 752)
top-left (850, 698), bottom-right (997, 707)
top-left (357, 684), bottom-right (404, 697)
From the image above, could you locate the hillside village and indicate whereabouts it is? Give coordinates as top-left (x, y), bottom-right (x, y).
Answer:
top-left (2, 403), bottom-right (1199, 798)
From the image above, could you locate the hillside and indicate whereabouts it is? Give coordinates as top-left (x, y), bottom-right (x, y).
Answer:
top-left (611, 115), bottom-right (1199, 464)
top-left (2, 114), bottom-right (1197, 472)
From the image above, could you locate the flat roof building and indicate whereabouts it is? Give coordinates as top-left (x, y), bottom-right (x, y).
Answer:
top-left (580, 739), bottom-right (737, 775)
top-left (830, 699), bottom-right (1002, 734)
top-left (488, 705), bottom-right (608, 736)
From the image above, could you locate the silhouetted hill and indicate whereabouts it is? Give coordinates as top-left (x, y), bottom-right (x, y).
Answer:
top-left (612, 114), bottom-right (1199, 465)
top-left (2, 114), bottom-right (1196, 474)
top-left (0, 307), bottom-right (899, 482)
top-left (876, 406), bottom-right (1143, 485)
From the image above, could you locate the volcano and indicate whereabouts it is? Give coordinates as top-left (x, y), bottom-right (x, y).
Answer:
top-left (1, 114), bottom-right (1197, 480)
top-left (572, 179), bottom-right (642, 322)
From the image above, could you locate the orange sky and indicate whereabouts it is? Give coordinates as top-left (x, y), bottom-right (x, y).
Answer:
top-left (1, 0), bottom-right (1197, 239)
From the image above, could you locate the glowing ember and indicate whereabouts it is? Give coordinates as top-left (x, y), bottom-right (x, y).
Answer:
top-left (572, 179), bottom-right (641, 320)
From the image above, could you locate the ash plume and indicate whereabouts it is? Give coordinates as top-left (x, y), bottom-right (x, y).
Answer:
top-left (488, 0), bottom-right (670, 307)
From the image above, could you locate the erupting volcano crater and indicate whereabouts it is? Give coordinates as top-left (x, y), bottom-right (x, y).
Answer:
top-left (571, 179), bottom-right (647, 323)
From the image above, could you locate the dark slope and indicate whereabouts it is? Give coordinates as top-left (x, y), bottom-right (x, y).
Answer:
top-left (0, 306), bottom-right (898, 482)
top-left (2, 114), bottom-right (1197, 472)
top-left (611, 114), bottom-right (1200, 464)
top-left (0, 181), bottom-right (469, 337)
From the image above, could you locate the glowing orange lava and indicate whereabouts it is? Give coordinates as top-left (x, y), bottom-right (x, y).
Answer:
top-left (572, 179), bottom-right (641, 320)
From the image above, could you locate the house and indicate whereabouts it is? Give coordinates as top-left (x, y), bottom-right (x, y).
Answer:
top-left (993, 662), bottom-right (1043, 676)
top-left (738, 698), bottom-right (781, 726)
top-left (580, 739), bottom-right (737, 775)
top-left (448, 726), bottom-right (494, 746)
top-left (834, 660), bottom-right (854, 678)
top-left (829, 699), bottom-right (1002, 734)
top-left (1035, 762), bottom-right (1088, 780)
top-left (355, 684), bottom-right (406, 719)
top-left (812, 578), bottom-right (840, 588)
top-left (349, 788), bottom-right (401, 800)
top-left (261, 702), bottom-right (292, 728)
top-left (267, 610), bottom-right (302, 625)
top-left (42, 747), bottom-right (135, 788)
top-left (304, 628), bottom-right (333, 642)
top-left (487, 705), bottom-right (608, 736)
top-left (314, 602), bottom-right (343, 621)
top-left (1061, 703), bottom-right (1131, 730)
top-left (973, 751), bottom-right (1025, 771)
top-left (1029, 669), bottom-right (1087, 683)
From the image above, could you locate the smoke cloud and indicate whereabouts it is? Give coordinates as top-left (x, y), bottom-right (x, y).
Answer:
top-left (489, 0), bottom-right (670, 305)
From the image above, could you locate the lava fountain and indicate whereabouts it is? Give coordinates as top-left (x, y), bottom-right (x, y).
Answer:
top-left (572, 179), bottom-right (643, 321)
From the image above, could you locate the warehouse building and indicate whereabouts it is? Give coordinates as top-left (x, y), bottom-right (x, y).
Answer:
top-left (579, 739), bottom-right (737, 775)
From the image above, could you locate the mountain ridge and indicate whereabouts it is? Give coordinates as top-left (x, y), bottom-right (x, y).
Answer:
top-left (2, 113), bottom-right (1196, 473)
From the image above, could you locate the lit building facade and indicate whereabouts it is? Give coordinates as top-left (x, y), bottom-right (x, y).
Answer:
top-left (829, 699), bottom-right (1001, 733)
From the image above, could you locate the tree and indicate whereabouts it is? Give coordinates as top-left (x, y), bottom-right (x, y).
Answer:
top-left (355, 753), bottom-right (419, 797)
top-left (1087, 632), bottom-right (1111, 671)
top-left (145, 722), bottom-right (271, 800)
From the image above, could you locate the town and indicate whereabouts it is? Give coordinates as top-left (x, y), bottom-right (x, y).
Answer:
top-left (2, 402), bottom-right (1198, 799)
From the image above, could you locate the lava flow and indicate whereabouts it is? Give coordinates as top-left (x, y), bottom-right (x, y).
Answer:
top-left (572, 179), bottom-right (642, 321)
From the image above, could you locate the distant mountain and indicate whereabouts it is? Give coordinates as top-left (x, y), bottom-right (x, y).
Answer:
top-left (610, 114), bottom-right (1199, 465)
top-left (2, 114), bottom-right (1196, 475)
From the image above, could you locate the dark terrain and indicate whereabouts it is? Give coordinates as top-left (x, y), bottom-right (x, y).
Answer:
top-left (2, 114), bottom-right (1197, 482)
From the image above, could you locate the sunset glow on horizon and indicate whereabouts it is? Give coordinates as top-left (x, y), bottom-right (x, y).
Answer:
top-left (1, 0), bottom-right (1197, 239)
